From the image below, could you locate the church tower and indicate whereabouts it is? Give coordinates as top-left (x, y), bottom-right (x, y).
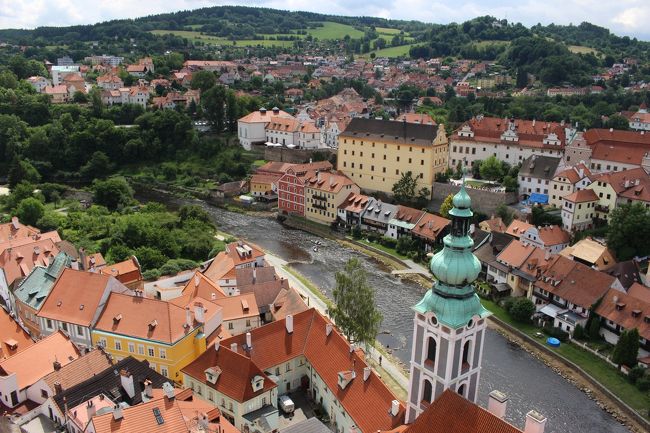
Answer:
top-left (405, 181), bottom-right (491, 423)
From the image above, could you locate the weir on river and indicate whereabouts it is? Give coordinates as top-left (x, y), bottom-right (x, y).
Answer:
top-left (136, 189), bottom-right (630, 433)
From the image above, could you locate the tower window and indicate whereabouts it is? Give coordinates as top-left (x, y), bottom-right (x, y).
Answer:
top-left (462, 341), bottom-right (471, 373)
top-left (422, 379), bottom-right (433, 405)
top-left (426, 337), bottom-right (437, 367)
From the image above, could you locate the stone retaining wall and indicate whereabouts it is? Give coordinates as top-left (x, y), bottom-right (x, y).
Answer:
top-left (260, 145), bottom-right (335, 164)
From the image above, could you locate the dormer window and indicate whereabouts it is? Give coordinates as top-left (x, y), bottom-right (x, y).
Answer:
top-left (251, 375), bottom-right (265, 392)
top-left (337, 370), bottom-right (356, 390)
top-left (632, 310), bottom-right (641, 318)
top-left (205, 367), bottom-right (222, 384)
top-left (615, 303), bottom-right (625, 311)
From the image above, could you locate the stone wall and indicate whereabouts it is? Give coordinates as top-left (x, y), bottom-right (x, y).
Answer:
top-left (259, 145), bottom-right (335, 164)
top-left (429, 182), bottom-right (517, 216)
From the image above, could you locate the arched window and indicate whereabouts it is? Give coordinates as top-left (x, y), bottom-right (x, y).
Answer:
top-left (426, 337), bottom-right (437, 366)
top-left (458, 384), bottom-right (466, 397)
top-left (422, 380), bottom-right (433, 404)
top-left (462, 340), bottom-right (471, 372)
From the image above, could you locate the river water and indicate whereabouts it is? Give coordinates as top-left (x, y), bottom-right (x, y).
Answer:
top-left (136, 190), bottom-right (630, 433)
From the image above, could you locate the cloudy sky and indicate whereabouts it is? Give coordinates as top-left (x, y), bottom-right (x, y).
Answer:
top-left (1, 0), bottom-right (650, 40)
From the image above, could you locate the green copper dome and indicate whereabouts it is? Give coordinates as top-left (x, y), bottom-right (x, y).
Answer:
top-left (415, 179), bottom-right (491, 329)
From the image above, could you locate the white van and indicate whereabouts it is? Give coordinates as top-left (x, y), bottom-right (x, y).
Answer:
top-left (278, 395), bottom-right (295, 414)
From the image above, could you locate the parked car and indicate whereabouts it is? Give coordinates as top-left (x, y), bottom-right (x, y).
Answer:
top-left (278, 395), bottom-right (295, 414)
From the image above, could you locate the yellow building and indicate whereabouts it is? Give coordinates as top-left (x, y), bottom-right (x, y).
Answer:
top-left (337, 118), bottom-right (447, 197)
top-left (587, 168), bottom-right (650, 221)
top-left (249, 174), bottom-right (279, 198)
top-left (92, 292), bottom-right (223, 384)
top-left (304, 171), bottom-right (359, 224)
top-left (561, 189), bottom-right (598, 232)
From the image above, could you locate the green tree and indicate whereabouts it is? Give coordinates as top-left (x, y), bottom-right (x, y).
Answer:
top-left (92, 177), bottom-right (134, 211)
top-left (330, 258), bottom-right (382, 349)
top-left (605, 114), bottom-right (630, 131)
top-left (612, 328), bottom-right (640, 367)
top-left (479, 156), bottom-right (504, 181)
top-left (73, 91), bottom-right (88, 103)
top-left (190, 70), bottom-right (217, 92)
top-left (8, 158), bottom-right (41, 188)
top-left (392, 171), bottom-right (418, 204)
top-left (80, 151), bottom-right (113, 180)
top-left (606, 203), bottom-right (650, 260)
top-left (516, 67), bottom-right (528, 88)
top-left (202, 85), bottom-right (227, 131)
top-left (508, 297), bottom-right (535, 323)
top-left (439, 194), bottom-right (454, 218)
top-left (495, 204), bottom-right (514, 225)
top-left (16, 197), bottom-right (45, 226)
top-left (588, 315), bottom-right (601, 340)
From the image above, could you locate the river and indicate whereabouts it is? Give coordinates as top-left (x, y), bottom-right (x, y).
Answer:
top-left (136, 189), bottom-right (630, 433)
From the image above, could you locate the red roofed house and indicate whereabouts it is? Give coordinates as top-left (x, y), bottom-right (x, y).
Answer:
top-left (449, 116), bottom-right (567, 170)
top-left (304, 171), bottom-right (360, 225)
top-left (520, 225), bottom-right (570, 254)
top-left (561, 189), bottom-right (599, 232)
top-left (99, 256), bottom-right (143, 290)
top-left (183, 308), bottom-right (405, 433)
top-left (532, 255), bottom-right (622, 334)
top-left (275, 162), bottom-right (334, 217)
top-left (627, 105), bottom-right (650, 131)
top-left (410, 212), bottom-right (451, 251)
top-left (203, 241), bottom-right (266, 293)
top-left (583, 128), bottom-right (650, 173)
top-left (586, 167), bottom-right (650, 222)
top-left (549, 163), bottom-right (592, 208)
top-left (337, 192), bottom-right (371, 228)
top-left (595, 284), bottom-right (650, 361)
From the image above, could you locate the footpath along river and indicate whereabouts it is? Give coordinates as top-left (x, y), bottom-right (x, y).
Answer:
top-left (136, 189), bottom-right (630, 433)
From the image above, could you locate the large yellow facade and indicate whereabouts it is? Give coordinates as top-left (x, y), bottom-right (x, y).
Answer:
top-left (91, 328), bottom-right (206, 384)
top-left (304, 181), bottom-right (359, 224)
top-left (586, 181), bottom-right (617, 221)
top-left (337, 124), bottom-right (447, 196)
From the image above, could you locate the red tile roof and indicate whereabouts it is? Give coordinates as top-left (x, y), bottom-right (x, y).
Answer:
top-left (305, 171), bottom-right (356, 194)
top-left (0, 308), bottom-right (34, 360)
top-left (411, 213), bottom-right (450, 242)
top-left (594, 168), bottom-right (650, 203)
top-left (535, 255), bottom-right (616, 309)
top-left (400, 389), bottom-right (522, 433)
top-left (505, 220), bottom-right (534, 238)
top-left (564, 189), bottom-right (598, 203)
top-left (454, 117), bottom-right (566, 150)
top-left (182, 344), bottom-right (276, 403)
top-left (91, 394), bottom-right (188, 433)
top-left (535, 225), bottom-right (570, 246)
top-left (0, 218), bottom-right (39, 243)
top-left (220, 309), bottom-right (405, 433)
top-left (596, 288), bottom-right (650, 341)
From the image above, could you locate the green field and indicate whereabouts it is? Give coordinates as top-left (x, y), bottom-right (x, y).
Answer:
top-left (366, 43), bottom-right (418, 58)
top-left (376, 27), bottom-right (401, 35)
top-left (149, 30), bottom-right (294, 47)
top-left (473, 40), bottom-right (510, 48)
top-left (306, 21), bottom-right (365, 39)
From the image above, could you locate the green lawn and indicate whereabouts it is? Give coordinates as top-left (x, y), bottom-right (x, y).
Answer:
top-left (357, 239), bottom-right (410, 260)
top-left (481, 299), bottom-right (650, 418)
top-left (568, 45), bottom-right (600, 55)
top-left (365, 43), bottom-right (418, 58)
top-left (472, 40), bottom-right (510, 48)
top-left (307, 21), bottom-right (365, 40)
top-left (376, 27), bottom-right (401, 35)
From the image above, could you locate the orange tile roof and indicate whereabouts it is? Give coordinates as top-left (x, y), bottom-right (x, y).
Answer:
top-left (0, 308), bottom-right (34, 360)
top-left (267, 116), bottom-right (299, 132)
top-left (497, 241), bottom-right (536, 268)
top-left (505, 220), bottom-right (534, 238)
top-left (38, 268), bottom-right (127, 326)
top-left (99, 257), bottom-right (142, 285)
top-left (628, 282), bottom-right (650, 303)
top-left (594, 167), bottom-right (650, 203)
top-left (42, 348), bottom-right (112, 392)
top-left (305, 171), bottom-right (356, 194)
top-left (411, 213), bottom-right (450, 242)
top-left (564, 189), bottom-right (598, 203)
top-left (0, 238), bottom-right (60, 285)
top-left (554, 163), bottom-right (591, 185)
top-left (0, 331), bottom-right (80, 390)
top-left (535, 225), bottom-right (570, 246)
top-left (212, 293), bottom-right (259, 321)
top-left (535, 255), bottom-right (616, 309)
top-left (239, 108), bottom-right (292, 123)
top-left (584, 128), bottom-right (650, 147)
top-left (394, 205), bottom-right (426, 225)
top-left (203, 242), bottom-right (265, 282)
top-left (396, 113), bottom-right (436, 125)
top-left (221, 309), bottom-right (405, 433)
top-left (91, 394), bottom-right (188, 433)
top-left (401, 389), bottom-right (522, 433)
top-left (94, 293), bottom-right (198, 344)
top-left (182, 344), bottom-right (276, 403)
top-left (480, 217), bottom-right (506, 233)
top-left (176, 271), bottom-right (226, 304)
top-left (175, 392), bottom-right (240, 433)
top-left (454, 117), bottom-right (566, 150)
top-left (338, 192), bottom-right (370, 213)
top-left (0, 218), bottom-right (39, 243)
top-left (596, 288), bottom-right (650, 341)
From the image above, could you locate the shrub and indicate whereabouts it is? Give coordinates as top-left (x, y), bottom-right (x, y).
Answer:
top-left (508, 297), bottom-right (536, 323)
top-left (573, 324), bottom-right (586, 340)
top-left (142, 269), bottom-right (161, 280)
top-left (636, 376), bottom-right (650, 392)
top-left (628, 366), bottom-right (646, 384)
top-left (351, 225), bottom-right (362, 239)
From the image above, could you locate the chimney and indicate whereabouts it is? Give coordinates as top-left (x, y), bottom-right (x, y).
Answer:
top-left (252, 267), bottom-right (257, 284)
top-left (53, 360), bottom-right (62, 371)
top-left (390, 400), bottom-right (400, 417)
top-left (488, 390), bottom-right (508, 419)
top-left (185, 306), bottom-right (193, 328)
top-left (532, 118), bottom-right (536, 127)
top-left (194, 303), bottom-right (205, 323)
top-left (230, 342), bottom-right (238, 352)
top-left (609, 128), bottom-right (613, 133)
top-left (286, 314), bottom-right (294, 333)
top-left (326, 323), bottom-right (333, 336)
top-left (112, 405), bottom-right (123, 421)
top-left (524, 410), bottom-right (547, 433)
top-left (79, 248), bottom-right (87, 271)
top-left (272, 106), bottom-right (280, 115)
top-left (11, 216), bottom-right (19, 229)
top-left (86, 400), bottom-right (96, 420)
top-left (120, 369), bottom-right (135, 398)
top-left (259, 107), bottom-right (267, 115)
top-left (54, 381), bottom-right (63, 394)
top-left (144, 379), bottom-right (153, 399)
top-left (246, 332), bottom-right (252, 349)
top-left (363, 366), bottom-right (371, 381)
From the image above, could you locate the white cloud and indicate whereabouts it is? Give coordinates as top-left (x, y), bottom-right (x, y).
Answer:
top-left (0, 0), bottom-right (648, 40)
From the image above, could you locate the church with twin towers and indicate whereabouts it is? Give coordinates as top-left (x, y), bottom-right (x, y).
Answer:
top-left (406, 180), bottom-right (492, 423)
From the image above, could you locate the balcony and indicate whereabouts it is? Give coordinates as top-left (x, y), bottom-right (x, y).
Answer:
top-left (311, 194), bottom-right (327, 201)
top-left (595, 204), bottom-right (609, 213)
top-left (311, 203), bottom-right (327, 210)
